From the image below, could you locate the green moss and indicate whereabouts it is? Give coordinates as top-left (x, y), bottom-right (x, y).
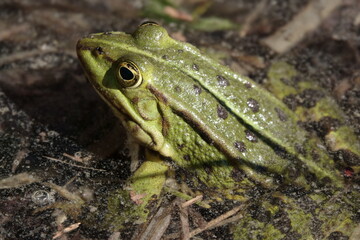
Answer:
top-left (232, 216), bottom-right (285, 240)
top-left (266, 61), bottom-right (299, 98)
top-left (316, 199), bottom-right (356, 238)
top-left (286, 208), bottom-right (313, 239)
top-left (326, 126), bottom-right (360, 156)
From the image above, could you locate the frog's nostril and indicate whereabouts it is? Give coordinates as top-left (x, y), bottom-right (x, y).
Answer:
top-left (95, 47), bottom-right (104, 55)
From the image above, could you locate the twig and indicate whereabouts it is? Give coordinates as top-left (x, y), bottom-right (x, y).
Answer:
top-left (239, 0), bottom-right (268, 37)
top-left (206, 212), bottom-right (244, 230)
top-left (132, 206), bottom-right (172, 240)
top-left (63, 152), bottom-right (87, 163)
top-left (179, 204), bottom-right (190, 240)
top-left (164, 187), bottom-right (211, 209)
top-left (181, 195), bottom-right (203, 208)
top-left (52, 222), bottom-right (81, 239)
top-left (189, 205), bottom-right (244, 238)
top-left (43, 182), bottom-right (84, 202)
top-left (262, 0), bottom-right (343, 53)
top-left (0, 172), bottom-right (40, 189)
top-left (43, 156), bottom-right (106, 172)
top-left (0, 23), bottom-right (31, 40)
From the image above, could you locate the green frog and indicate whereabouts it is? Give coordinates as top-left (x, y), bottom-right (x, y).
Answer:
top-left (77, 22), bottom-right (359, 239)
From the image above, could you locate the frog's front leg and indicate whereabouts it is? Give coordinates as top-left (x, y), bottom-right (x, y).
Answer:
top-left (104, 150), bottom-right (168, 229)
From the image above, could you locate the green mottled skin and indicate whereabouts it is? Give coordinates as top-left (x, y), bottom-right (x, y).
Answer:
top-left (77, 24), bottom-right (360, 237)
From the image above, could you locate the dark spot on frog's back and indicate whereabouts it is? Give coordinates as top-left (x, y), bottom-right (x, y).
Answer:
top-left (148, 85), bottom-right (168, 104)
top-left (244, 82), bottom-right (252, 88)
top-left (286, 165), bottom-right (301, 179)
top-left (193, 85), bottom-right (202, 95)
top-left (247, 98), bottom-right (260, 113)
top-left (217, 104), bottom-right (228, 119)
top-left (234, 141), bottom-right (246, 152)
top-left (295, 143), bottom-right (306, 155)
top-left (183, 155), bottom-right (190, 161)
top-left (274, 107), bottom-right (288, 121)
top-left (245, 130), bottom-right (258, 142)
top-left (174, 86), bottom-right (182, 93)
top-left (217, 75), bottom-right (229, 87)
top-left (231, 169), bottom-right (245, 181)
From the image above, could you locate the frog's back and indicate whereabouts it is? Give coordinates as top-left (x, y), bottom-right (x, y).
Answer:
top-left (131, 24), bottom-right (343, 187)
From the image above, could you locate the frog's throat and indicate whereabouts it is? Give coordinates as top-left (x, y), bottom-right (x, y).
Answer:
top-left (92, 84), bottom-right (176, 158)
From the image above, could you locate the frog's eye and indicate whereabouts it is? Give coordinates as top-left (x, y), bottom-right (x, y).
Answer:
top-left (116, 61), bottom-right (142, 88)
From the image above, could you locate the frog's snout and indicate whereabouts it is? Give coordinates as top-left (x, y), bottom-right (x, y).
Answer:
top-left (76, 38), bottom-right (92, 53)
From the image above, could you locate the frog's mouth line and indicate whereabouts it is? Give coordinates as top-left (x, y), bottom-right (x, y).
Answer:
top-left (91, 83), bottom-right (133, 125)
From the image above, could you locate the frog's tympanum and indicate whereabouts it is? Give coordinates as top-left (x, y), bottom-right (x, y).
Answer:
top-left (77, 23), bottom-right (360, 238)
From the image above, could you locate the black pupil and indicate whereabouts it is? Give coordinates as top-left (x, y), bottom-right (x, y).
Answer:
top-left (120, 67), bottom-right (134, 80)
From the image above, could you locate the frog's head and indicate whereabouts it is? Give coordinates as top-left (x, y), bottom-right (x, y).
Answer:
top-left (76, 23), bottom-right (176, 157)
